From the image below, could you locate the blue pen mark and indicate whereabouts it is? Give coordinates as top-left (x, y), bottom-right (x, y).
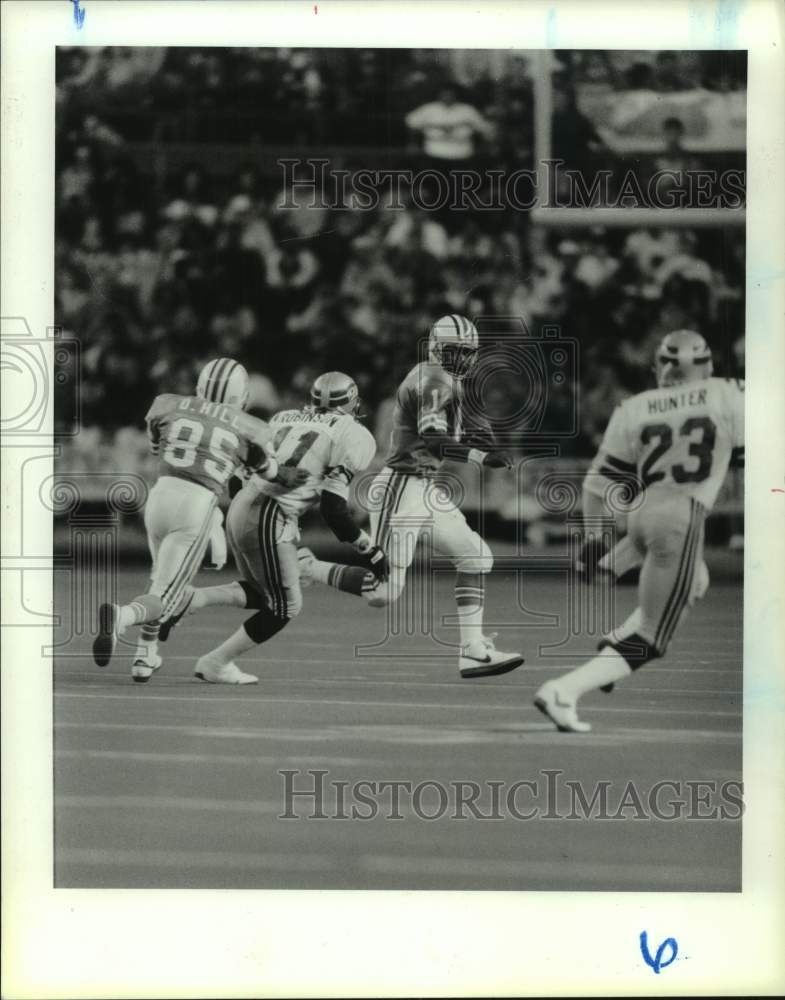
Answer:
top-left (688, 0), bottom-right (742, 48)
top-left (640, 930), bottom-right (678, 974)
top-left (71, 0), bottom-right (86, 30)
top-left (545, 7), bottom-right (558, 48)
top-left (715, 0), bottom-right (742, 47)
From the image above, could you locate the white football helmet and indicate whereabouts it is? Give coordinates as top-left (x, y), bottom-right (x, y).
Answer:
top-left (310, 371), bottom-right (360, 414)
top-left (196, 358), bottom-right (250, 408)
top-left (654, 330), bottom-right (713, 388)
top-left (428, 314), bottom-right (479, 379)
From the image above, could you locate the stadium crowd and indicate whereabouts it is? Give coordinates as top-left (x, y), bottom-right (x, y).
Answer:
top-left (55, 47), bottom-right (746, 464)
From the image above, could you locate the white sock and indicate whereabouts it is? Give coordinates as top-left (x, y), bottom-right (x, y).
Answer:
top-left (118, 604), bottom-right (140, 630)
top-left (458, 604), bottom-right (484, 648)
top-left (119, 595), bottom-right (162, 630)
top-left (604, 607), bottom-right (643, 645)
top-left (557, 648), bottom-right (632, 700)
top-left (456, 572), bottom-right (485, 648)
top-left (135, 622), bottom-right (160, 661)
top-left (205, 625), bottom-right (258, 667)
top-left (309, 558), bottom-right (334, 585)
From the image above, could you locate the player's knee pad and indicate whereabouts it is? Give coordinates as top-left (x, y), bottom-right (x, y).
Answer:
top-left (599, 632), bottom-right (661, 671)
top-left (238, 581), bottom-right (264, 609)
top-left (453, 536), bottom-right (493, 575)
top-left (244, 608), bottom-right (289, 644)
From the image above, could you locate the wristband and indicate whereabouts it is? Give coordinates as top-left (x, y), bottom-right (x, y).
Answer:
top-left (353, 530), bottom-right (372, 553)
top-left (467, 448), bottom-right (488, 466)
top-left (263, 456), bottom-right (279, 482)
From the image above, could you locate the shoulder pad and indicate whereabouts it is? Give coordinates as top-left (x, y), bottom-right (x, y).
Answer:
top-left (414, 363), bottom-right (454, 393)
top-left (146, 393), bottom-right (181, 420)
top-left (239, 413), bottom-right (272, 449)
top-left (271, 408), bottom-right (300, 422)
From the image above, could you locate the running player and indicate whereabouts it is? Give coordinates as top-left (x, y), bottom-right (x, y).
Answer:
top-left (166, 371), bottom-right (388, 684)
top-left (92, 358), bottom-right (305, 682)
top-left (299, 315), bottom-right (524, 678)
top-left (534, 329), bottom-right (745, 732)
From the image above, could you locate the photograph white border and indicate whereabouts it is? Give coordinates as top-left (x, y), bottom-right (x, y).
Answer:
top-left (2, 1), bottom-right (784, 996)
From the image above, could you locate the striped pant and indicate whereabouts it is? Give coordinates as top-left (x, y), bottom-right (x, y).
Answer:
top-left (365, 466), bottom-right (492, 606)
top-left (226, 489), bottom-right (303, 619)
top-left (144, 476), bottom-right (217, 623)
top-left (628, 491), bottom-right (707, 655)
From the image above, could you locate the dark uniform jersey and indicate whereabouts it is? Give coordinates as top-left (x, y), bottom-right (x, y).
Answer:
top-left (146, 393), bottom-right (273, 497)
top-left (386, 362), bottom-right (466, 475)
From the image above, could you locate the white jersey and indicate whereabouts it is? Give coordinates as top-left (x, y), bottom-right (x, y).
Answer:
top-left (252, 407), bottom-right (377, 520)
top-left (587, 377), bottom-right (744, 512)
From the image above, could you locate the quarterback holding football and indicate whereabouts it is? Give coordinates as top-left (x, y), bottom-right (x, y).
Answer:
top-left (300, 315), bottom-right (524, 678)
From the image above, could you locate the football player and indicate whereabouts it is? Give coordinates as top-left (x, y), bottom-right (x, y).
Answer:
top-left (299, 315), bottom-right (524, 678)
top-left (534, 329), bottom-right (745, 732)
top-left (92, 358), bottom-right (305, 682)
top-left (164, 371), bottom-right (388, 684)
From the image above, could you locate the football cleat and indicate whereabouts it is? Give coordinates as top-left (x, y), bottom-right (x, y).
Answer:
top-left (158, 587), bottom-right (195, 642)
top-left (459, 634), bottom-right (524, 678)
top-left (533, 681), bottom-right (592, 733)
top-left (428, 314), bottom-right (479, 379)
top-left (131, 653), bottom-right (162, 684)
top-left (196, 358), bottom-right (250, 409)
top-left (297, 546), bottom-right (316, 587)
top-left (194, 656), bottom-right (258, 685)
top-left (93, 603), bottom-right (122, 667)
top-left (654, 329), bottom-right (713, 387)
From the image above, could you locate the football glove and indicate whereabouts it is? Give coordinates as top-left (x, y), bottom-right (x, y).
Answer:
top-left (483, 451), bottom-right (514, 470)
top-left (365, 545), bottom-right (390, 582)
top-left (354, 530), bottom-right (390, 582)
top-left (274, 465), bottom-right (311, 488)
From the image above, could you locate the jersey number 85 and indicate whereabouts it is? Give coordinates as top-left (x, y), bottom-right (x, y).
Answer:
top-left (163, 417), bottom-right (239, 485)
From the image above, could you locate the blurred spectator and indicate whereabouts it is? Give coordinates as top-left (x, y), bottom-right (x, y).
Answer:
top-left (610, 62), bottom-right (658, 131)
top-left (654, 52), bottom-right (687, 92)
top-left (551, 84), bottom-right (609, 177)
top-left (405, 85), bottom-right (494, 160)
top-left (385, 208), bottom-right (449, 259)
top-left (54, 45), bottom-right (745, 459)
top-left (573, 229), bottom-right (620, 292)
top-left (654, 117), bottom-right (702, 176)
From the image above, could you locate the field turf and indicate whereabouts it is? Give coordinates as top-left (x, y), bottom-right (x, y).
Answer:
top-left (54, 563), bottom-right (742, 891)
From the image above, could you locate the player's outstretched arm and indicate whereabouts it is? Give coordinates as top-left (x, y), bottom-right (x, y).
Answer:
top-left (319, 491), bottom-right (389, 582)
top-left (244, 442), bottom-right (310, 489)
top-left (420, 429), bottom-right (513, 469)
top-left (576, 485), bottom-right (617, 582)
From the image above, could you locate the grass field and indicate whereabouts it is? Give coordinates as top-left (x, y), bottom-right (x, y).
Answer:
top-left (53, 563), bottom-right (742, 891)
